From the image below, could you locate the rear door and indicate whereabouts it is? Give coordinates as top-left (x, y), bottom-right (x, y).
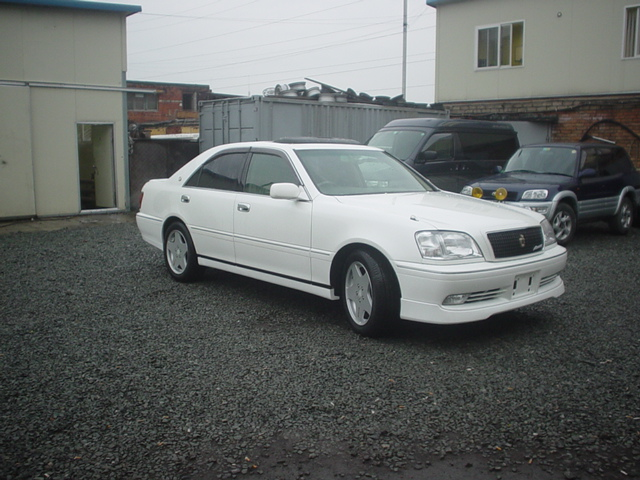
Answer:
top-left (455, 131), bottom-right (519, 191)
top-left (181, 149), bottom-right (248, 264)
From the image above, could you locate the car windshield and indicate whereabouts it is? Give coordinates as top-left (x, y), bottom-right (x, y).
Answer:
top-left (367, 130), bottom-right (426, 161)
top-left (295, 148), bottom-right (434, 195)
top-left (504, 146), bottom-right (578, 176)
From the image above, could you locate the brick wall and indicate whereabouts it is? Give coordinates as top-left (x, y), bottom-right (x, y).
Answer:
top-left (441, 94), bottom-right (640, 167)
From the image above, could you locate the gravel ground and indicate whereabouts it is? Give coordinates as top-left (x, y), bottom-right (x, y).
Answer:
top-left (1, 214), bottom-right (639, 480)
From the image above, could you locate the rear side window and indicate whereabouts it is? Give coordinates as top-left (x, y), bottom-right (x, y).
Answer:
top-left (598, 148), bottom-right (631, 176)
top-left (185, 152), bottom-right (245, 191)
top-left (458, 132), bottom-right (518, 160)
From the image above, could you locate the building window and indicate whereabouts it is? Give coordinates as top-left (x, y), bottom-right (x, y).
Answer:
top-left (624, 6), bottom-right (640, 58)
top-left (182, 92), bottom-right (195, 111)
top-left (477, 21), bottom-right (524, 68)
top-left (127, 92), bottom-right (158, 111)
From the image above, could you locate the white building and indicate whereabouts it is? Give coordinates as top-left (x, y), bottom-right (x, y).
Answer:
top-left (427, 0), bottom-right (640, 102)
top-left (0, 0), bottom-right (141, 219)
top-left (427, 0), bottom-right (640, 159)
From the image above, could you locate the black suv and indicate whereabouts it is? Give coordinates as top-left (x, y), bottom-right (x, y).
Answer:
top-left (367, 118), bottom-right (519, 192)
top-left (461, 143), bottom-right (640, 245)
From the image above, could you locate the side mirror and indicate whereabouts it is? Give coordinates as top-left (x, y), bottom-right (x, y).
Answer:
top-left (579, 168), bottom-right (597, 179)
top-left (415, 150), bottom-right (438, 165)
top-left (494, 165), bottom-right (503, 174)
top-left (270, 183), bottom-right (302, 200)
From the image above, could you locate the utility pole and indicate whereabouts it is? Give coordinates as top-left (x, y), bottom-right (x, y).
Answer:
top-left (402, 0), bottom-right (408, 99)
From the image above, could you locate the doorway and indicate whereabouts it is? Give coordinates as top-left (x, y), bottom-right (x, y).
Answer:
top-left (77, 124), bottom-right (116, 210)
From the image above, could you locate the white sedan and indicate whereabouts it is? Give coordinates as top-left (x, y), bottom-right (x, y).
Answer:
top-left (137, 140), bottom-right (567, 336)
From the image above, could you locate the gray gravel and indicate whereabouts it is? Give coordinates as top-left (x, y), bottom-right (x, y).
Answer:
top-left (1, 215), bottom-right (639, 480)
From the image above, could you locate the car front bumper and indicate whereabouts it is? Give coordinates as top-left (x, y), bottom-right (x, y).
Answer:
top-left (396, 247), bottom-right (567, 324)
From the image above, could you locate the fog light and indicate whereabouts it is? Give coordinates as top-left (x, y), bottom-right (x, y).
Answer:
top-left (493, 187), bottom-right (508, 201)
top-left (443, 294), bottom-right (469, 305)
top-left (471, 187), bottom-right (483, 198)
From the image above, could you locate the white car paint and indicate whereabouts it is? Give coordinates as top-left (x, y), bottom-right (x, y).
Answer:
top-left (137, 141), bottom-right (566, 331)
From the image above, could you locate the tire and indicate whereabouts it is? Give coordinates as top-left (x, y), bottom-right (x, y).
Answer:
top-left (341, 250), bottom-right (399, 337)
top-left (163, 222), bottom-right (202, 282)
top-left (609, 197), bottom-right (634, 235)
top-left (551, 203), bottom-right (576, 246)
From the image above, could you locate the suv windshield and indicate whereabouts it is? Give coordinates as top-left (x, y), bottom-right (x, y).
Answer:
top-left (504, 146), bottom-right (578, 176)
top-left (367, 130), bottom-right (426, 161)
top-left (295, 149), bottom-right (434, 195)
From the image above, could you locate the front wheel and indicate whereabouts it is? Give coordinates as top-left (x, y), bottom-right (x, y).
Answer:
top-left (341, 250), bottom-right (399, 337)
top-left (609, 197), bottom-right (634, 235)
top-left (551, 203), bottom-right (576, 246)
top-left (164, 222), bottom-right (202, 282)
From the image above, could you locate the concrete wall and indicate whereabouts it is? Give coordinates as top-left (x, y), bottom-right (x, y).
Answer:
top-left (432, 0), bottom-right (640, 102)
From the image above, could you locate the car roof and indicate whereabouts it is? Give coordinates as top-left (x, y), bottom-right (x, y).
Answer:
top-left (520, 142), bottom-right (623, 149)
top-left (380, 117), bottom-right (516, 132)
top-left (215, 140), bottom-right (381, 152)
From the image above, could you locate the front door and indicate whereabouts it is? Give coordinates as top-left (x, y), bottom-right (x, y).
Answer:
top-left (233, 151), bottom-right (312, 281)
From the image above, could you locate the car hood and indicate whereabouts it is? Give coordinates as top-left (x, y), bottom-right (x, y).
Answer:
top-left (470, 172), bottom-right (570, 190)
top-left (334, 190), bottom-right (542, 231)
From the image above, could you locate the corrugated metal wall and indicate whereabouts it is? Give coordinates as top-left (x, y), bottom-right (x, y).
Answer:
top-left (199, 96), bottom-right (447, 152)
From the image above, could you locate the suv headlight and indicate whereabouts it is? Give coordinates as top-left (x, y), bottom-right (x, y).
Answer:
top-left (460, 186), bottom-right (472, 196)
top-left (415, 231), bottom-right (483, 260)
top-left (541, 219), bottom-right (557, 247)
top-left (522, 189), bottom-right (548, 200)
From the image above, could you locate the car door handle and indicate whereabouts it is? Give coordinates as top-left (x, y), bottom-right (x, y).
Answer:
top-left (181, 195), bottom-right (190, 203)
top-left (237, 203), bottom-right (251, 212)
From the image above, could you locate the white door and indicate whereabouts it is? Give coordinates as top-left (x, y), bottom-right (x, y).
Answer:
top-left (233, 151), bottom-right (312, 281)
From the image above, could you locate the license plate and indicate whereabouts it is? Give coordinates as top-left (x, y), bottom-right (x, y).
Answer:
top-left (512, 272), bottom-right (539, 297)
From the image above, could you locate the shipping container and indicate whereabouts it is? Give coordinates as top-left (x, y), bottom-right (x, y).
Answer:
top-left (198, 95), bottom-right (446, 152)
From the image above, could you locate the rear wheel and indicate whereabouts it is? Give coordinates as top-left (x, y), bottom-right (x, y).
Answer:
top-left (341, 250), bottom-right (398, 337)
top-left (609, 197), bottom-right (634, 235)
top-left (164, 222), bottom-right (202, 282)
top-left (551, 203), bottom-right (576, 246)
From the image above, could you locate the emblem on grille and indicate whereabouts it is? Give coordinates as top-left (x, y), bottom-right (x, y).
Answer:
top-left (519, 234), bottom-right (526, 248)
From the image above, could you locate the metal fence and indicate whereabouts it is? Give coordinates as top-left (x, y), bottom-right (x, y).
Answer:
top-left (129, 138), bottom-right (199, 210)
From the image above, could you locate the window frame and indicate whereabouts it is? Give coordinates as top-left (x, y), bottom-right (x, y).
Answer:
top-left (475, 20), bottom-right (524, 70)
top-left (623, 5), bottom-right (640, 59)
top-left (127, 92), bottom-right (158, 112)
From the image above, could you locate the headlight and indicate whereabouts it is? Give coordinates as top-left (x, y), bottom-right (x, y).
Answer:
top-left (541, 219), bottom-right (557, 247)
top-left (415, 231), bottom-right (483, 260)
top-left (461, 186), bottom-right (472, 196)
top-left (522, 189), bottom-right (548, 200)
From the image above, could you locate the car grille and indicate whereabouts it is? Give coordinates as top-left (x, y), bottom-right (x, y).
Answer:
top-left (481, 191), bottom-right (519, 202)
top-left (487, 227), bottom-right (544, 259)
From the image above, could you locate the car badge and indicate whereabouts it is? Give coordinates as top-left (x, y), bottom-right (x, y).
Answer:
top-left (519, 234), bottom-right (526, 248)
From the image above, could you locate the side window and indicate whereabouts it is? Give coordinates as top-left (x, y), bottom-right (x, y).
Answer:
top-left (184, 152), bottom-right (245, 191)
top-left (580, 149), bottom-right (600, 177)
top-left (421, 133), bottom-right (454, 160)
top-left (598, 148), bottom-right (628, 176)
top-left (244, 152), bottom-right (299, 195)
top-left (457, 132), bottom-right (518, 160)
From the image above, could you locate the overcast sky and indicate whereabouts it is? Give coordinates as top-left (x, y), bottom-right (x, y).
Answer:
top-left (108, 0), bottom-right (437, 104)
